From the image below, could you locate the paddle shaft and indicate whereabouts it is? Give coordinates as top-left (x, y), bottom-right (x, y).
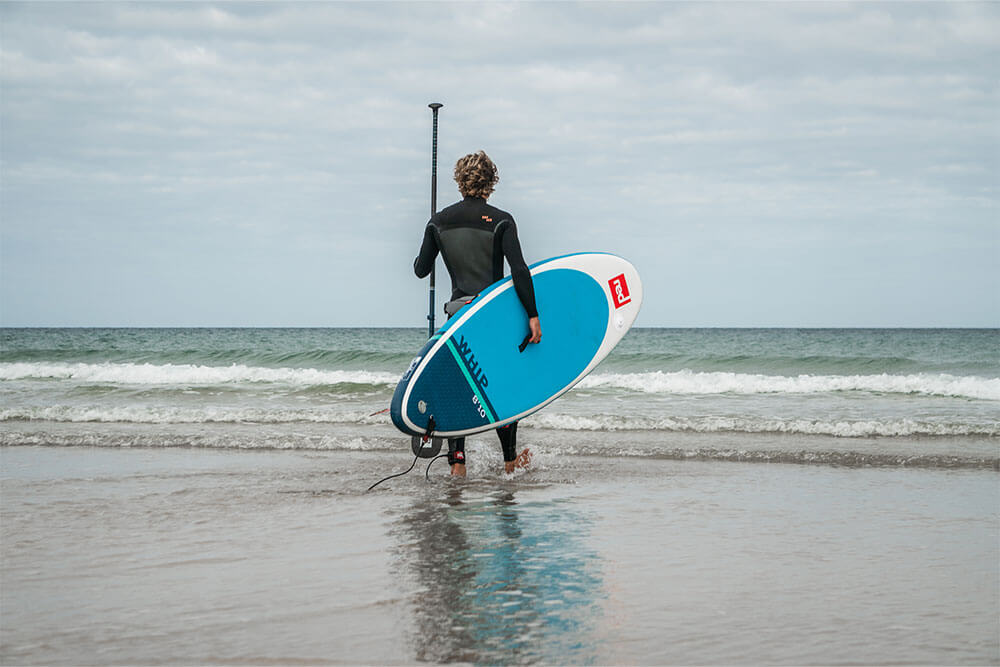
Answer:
top-left (427, 103), bottom-right (443, 338)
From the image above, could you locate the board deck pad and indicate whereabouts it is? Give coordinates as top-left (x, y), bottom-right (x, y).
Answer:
top-left (391, 252), bottom-right (642, 438)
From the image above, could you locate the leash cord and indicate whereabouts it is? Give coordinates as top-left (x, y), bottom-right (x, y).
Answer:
top-left (425, 454), bottom-right (449, 480)
top-left (367, 444), bottom-right (425, 492)
top-left (367, 417), bottom-right (437, 492)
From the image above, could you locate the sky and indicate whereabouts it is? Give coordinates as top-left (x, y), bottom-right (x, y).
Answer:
top-left (1, 2), bottom-right (997, 328)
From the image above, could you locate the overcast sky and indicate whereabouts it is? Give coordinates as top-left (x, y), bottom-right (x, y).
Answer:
top-left (1, 2), bottom-right (997, 327)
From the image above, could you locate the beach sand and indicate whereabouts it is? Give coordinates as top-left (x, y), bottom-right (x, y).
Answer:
top-left (2, 444), bottom-right (997, 666)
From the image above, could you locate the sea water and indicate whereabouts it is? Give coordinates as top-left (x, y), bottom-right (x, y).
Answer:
top-left (1, 328), bottom-right (997, 466)
top-left (2, 328), bottom-right (998, 665)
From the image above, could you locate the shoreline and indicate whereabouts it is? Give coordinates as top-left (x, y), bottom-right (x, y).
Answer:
top-left (3, 420), bottom-right (998, 471)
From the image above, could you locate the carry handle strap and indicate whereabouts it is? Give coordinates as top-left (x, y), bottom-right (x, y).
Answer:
top-left (518, 334), bottom-right (532, 353)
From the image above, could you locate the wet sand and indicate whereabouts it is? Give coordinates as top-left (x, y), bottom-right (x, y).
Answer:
top-left (2, 445), bottom-right (998, 665)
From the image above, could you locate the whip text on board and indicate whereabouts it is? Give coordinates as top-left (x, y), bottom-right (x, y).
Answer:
top-left (455, 335), bottom-right (489, 389)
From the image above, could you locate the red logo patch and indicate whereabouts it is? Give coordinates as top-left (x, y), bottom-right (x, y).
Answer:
top-left (608, 273), bottom-right (631, 309)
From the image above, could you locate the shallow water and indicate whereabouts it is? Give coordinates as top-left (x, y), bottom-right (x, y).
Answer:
top-left (2, 446), bottom-right (997, 665)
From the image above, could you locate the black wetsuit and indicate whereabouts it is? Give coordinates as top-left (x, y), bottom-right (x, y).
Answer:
top-left (414, 196), bottom-right (538, 317)
top-left (413, 196), bottom-right (537, 463)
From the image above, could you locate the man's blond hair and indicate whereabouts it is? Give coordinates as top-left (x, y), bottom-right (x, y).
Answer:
top-left (454, 151), bottom-right (499, 199)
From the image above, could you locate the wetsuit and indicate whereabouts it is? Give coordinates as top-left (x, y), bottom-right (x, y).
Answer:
top-left (413, 196), bottom-right (537, 464)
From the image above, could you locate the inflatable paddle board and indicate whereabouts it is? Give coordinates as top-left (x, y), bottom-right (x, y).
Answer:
top-left (391, 252), bottom-right (642, 438)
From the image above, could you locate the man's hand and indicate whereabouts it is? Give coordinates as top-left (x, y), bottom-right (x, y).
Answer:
top-left (528, 317), bottom-right (542, 344)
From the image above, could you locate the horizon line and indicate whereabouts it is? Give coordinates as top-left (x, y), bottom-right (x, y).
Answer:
top-left (2, 325), bottom-right (998, 331)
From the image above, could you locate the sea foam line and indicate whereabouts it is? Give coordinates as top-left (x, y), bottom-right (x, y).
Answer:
top-left (3, 404), bottom-right (997, 437)
top-left (0, 405), bottom-right (385, 425)
top-left (523, 412), bottom-right (1000, 438)
top-left (577, 370), bottom-right (1000, 400)
top-left (2, 362), bottom-right (998, 400)
top-left (0, 431), bottom-right (994, 469)
top-left (0, 362), bottom-right (399, 387)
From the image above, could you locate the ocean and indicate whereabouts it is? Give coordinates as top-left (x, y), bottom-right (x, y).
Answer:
top-left (2, 328), bottom-right (998, 665)
top-left (2, 327), bottom-right (997, 466)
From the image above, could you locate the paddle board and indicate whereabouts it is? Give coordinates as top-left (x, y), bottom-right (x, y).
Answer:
top-left (391, 252), bottom-right (642, 438)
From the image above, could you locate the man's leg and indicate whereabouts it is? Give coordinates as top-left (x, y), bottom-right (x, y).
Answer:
top-left (497, 422), bottom-right (531, 473)
top-left (447, 437), bottom-right (466, 476)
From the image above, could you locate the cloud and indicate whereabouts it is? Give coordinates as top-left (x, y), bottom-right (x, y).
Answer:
top-left (1, 1), bottom-right (997, 326)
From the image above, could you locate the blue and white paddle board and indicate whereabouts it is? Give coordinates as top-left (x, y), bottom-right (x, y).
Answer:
top-left (391, 252), bottom-right (642, 438)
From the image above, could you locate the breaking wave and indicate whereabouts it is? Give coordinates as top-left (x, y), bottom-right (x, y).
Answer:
top-left (523, 412), bottom-right (1000, 438)
top-left (0, 362), bottom-right (399, 387)
top-left (577, 370), bottom-right (1000, 400)
top-left (4, 363), bottom-right (998, 401)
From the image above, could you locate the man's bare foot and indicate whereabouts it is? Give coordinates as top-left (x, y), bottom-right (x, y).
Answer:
top-left (504, 448), bottom-right (532, 474)
top-left (450, 463), bottom-right (466, 477)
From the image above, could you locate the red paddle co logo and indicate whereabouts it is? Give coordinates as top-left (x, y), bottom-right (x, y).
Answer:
top-left (608, 273), bottom-right (631, 309)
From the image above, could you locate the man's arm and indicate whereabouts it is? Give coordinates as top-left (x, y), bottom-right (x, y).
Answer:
top-left (413, 223), bottom-right (438, 278)
top-left (501, 221), bottom-right (541, 343)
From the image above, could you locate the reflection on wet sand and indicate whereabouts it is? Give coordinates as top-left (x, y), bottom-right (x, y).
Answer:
top-left (391, 484), bottom-right (605, 664)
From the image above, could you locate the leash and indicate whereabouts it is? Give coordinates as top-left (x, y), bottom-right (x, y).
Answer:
top-left (366, 417), bottom-right (436, 491)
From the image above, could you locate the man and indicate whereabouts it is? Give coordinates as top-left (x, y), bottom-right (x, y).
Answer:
top-left (413, 151), bottom-right (541, 476)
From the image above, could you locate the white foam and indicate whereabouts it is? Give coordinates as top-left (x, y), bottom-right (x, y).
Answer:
top-left (0, 362), bottom-right (399, 387)
top-left (523, 412), bottom-right (1000, 437)
top-left (0, 430), bottom-right (399, 452)
top-left (577, 370), bottom-right (1000, 400)
top-left (0, 405), bottom-right (388, 425)
top-left (7, 402), bottom-right (990, 437)
top-left (4, 363), bottom-right (997, 401)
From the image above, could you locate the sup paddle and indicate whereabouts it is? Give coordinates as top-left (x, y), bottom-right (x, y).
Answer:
top-left (368, 103), bottom-right (445, 491)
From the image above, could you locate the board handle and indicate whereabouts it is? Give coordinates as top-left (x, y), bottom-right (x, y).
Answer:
top-left (518, 333), bottom-right (532, 353)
